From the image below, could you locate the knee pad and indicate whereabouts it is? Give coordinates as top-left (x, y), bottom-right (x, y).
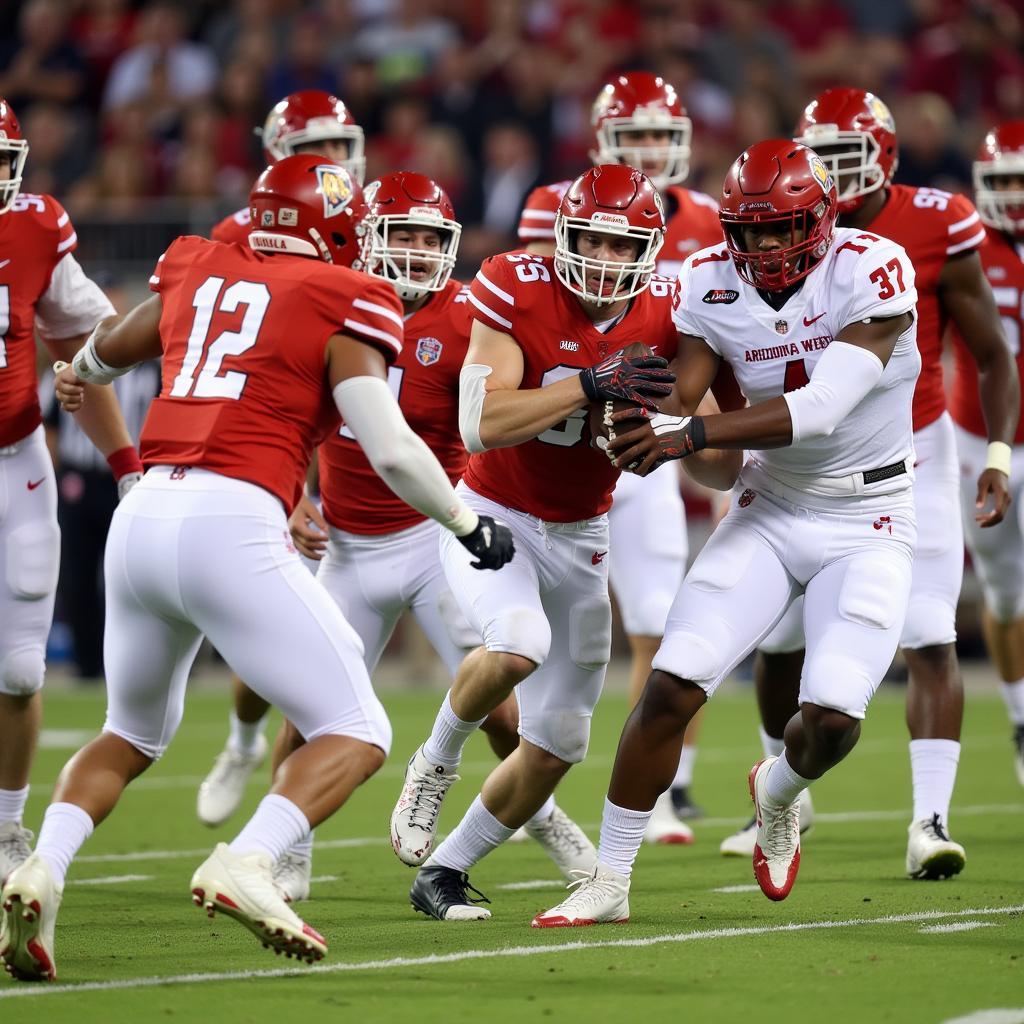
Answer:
top-left (0, 647), bottom-right (45, 696)
top-left (800, 651), bottom-right (873, 720)
top-left (900, 594), bottom-right (957, 649)
top-left (6, 520), bottom-right (60, 600)
top-left (521, 707), bottom-right (593, 764)
top-left (839, 558), bottom-right (910, 632)
top-left (653, 629), bottom-right (727, 688)
top-left (982, 584), bottom-right (1024, 625)
top-left (485, 606), bottom-right (551, 666)
top-left (570, 596), bottom-right (612, 670)
top-left (312, 693), bottom-right (393, 756)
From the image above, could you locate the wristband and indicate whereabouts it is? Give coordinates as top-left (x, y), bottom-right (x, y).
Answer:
top-left (447, 503), bottom-right (480, 537)
top-left (986, 441), bottom-right (1012, 477)
top-left (107, 445), bottom-right (144, 481)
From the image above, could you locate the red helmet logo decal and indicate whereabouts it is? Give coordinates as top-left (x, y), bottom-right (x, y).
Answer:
top-left (316, 165), bottom-right (353, 218)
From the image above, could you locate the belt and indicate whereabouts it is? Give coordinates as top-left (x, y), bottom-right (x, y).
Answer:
top-left (862, 459), bottom-right (909, 485)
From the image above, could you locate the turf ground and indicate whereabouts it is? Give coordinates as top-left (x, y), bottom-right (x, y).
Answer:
top-left (2, 670), bottom-right (1022, 1023)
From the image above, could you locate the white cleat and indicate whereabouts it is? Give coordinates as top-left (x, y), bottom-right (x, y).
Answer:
top-left (190, 843), bottom-right (326, 962)
top-left (0, 854), bottom-right (61, 982)
top-left (749, 757), bottom-right (801, 901)
top-left (0, 822), bottom-right (34, 886)
top-left (644, 791), bottom-right (694, 845)
top-left (531, 862), bottom-right (630, 928)
top-left (390, 745), bottom-right (459, 866)
top-left (906, 815), bottom-right (966, 880)
top-left (524, 806), bottom-right (598, 879)
top-left (272, 851), bottom-right (312, 904)
top-left (196, 735), bottom-right (269, 828)
top-left (720, 788), bottom-right (814, 858)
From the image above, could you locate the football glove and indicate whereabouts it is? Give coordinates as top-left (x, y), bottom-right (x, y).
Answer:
top-left (458, 514), bottom-right (515, 571)
top-left (579, 351), bottom-right (675, 412)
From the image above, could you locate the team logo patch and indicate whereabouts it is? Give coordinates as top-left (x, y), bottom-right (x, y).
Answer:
top-left (810, 155), bottom-right (834, 196)
top-left (560, 339), bottom-right (580, 351)
top-left (739, 200), bottom-right (775, 212)
top-left (260, 210), bottom-right (275, 227)
top-left (416, 336), bottom-right (443, 366)
top-left (702, 289), bottom-right (739, 304)
top-left (591, 212), bottom-right (630, 229)
top-left (738, 489), bottom-right (757, 508)
top-left (869, 95), bottom-right (895, 131)
top-left (775, 320), bottom-right (789, 335)
top-left (278, 207), bottom-right (298, 226)
top-left (315, 164), bottom-right (353, 219)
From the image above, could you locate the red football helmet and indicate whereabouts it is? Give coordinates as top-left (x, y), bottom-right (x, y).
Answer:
top-left (361, 172), bottom-right (462, 300)
top-left (554, 164), bottom-right (665, 306)
top-left (590, 71), bottom-right (692, 189)
top-left (793, 87), bottom-right (898, 214)
top-left (260, 90), bottom-right (365, 183)
top-left (719, 139), bottom-right (838, 292)
top-left (974, 122), bottom-right (1024, 237)
top-left (248, 154), bottom-right (368, 267)
top-left (0, 99), bottom-right (28, 215)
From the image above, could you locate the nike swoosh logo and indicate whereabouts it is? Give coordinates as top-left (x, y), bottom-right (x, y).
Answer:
top-left (0, 259), bottom-right (10, 270)
top-left (803, 312), bottom-right (826, 326)
top-left (27, 478), bottom-right (45, 490)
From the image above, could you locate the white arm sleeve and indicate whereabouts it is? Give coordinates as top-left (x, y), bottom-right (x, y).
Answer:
top-left (782, 341), bottom-right (885, 443)
top-left (35, 254), bottom-right (117, 341)
top-left (459, 364), bottom-right (493, 454)
top-left (333, 376), bottom-right (479, 536)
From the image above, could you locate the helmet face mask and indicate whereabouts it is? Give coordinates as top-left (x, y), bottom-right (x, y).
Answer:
top-left (974, 123), bottom-right (1024, 237)
top-left (794, 128), bottom-right (886, 211)
top-left (0, 99), bottom-right (28, 216)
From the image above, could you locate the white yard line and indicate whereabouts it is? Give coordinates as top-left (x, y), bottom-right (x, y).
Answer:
top-left (496, 880), bottom-right (564, 891)
top-left (939, 1011), bottom-right (1024, 1024)
top-left (0, 904), bottom-right (1019, 1000)
top-left (919, 921), bottom-right (998, 934)
top-left (712, 885), bottom-right (761, 894)
top-left (69, 875), bottom-right (153, 887)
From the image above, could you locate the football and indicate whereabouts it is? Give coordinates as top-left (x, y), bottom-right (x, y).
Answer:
top-left (587, 342), bottom-right (656, 454)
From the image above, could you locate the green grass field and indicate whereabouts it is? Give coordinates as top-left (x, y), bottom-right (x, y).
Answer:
top-left (2, 672), bottom-right (1022, 1023)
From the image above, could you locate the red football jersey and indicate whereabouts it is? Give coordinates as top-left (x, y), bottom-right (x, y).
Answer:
top-left (142, 236), bottom-right (403, 512)
top-left (464, 252), bottom-right (678, 521)
top-left (949, 226), bottom-right (1024, 443)
top-left (319, 279), bottom-right (472, 533)
top-left (0, 194), bottom-right (83, 446)
top-left (517, 181), bottom-right (721, 279)
top-left (863, 184), bottom-right (987, 431)
top-left (210, 207), bottom-right (252, 246)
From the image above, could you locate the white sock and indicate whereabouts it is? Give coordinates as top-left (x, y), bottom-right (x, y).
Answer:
top-left (228, 711), bottom-right (268, 757)
top-left (759, 725), bottom-right (785, 759)
top-left (1000, 679), bottom-right (1024, 725)
top-left (422, 690), bottom-right (486, 771)
top-left (35, 802), bottom-right (94, 887)
top-left (910, 739), bottom-right (960, 824)
top-left (672, 746), bottom-right (697, 789)
top-left (596, 797), bottom-right (650, 877)
top-left (0, 786), bottom-right (29, 825)
top-left (288, 830), bottom-right (315, 859)
top-left (526, 796), bottom-right (556, 827)
top-left (427, 795), bottom-right (515, 872)
top-left (229, 794), bottom-right (310, 862)
top-left (764, 753), bottom-right (812, 806)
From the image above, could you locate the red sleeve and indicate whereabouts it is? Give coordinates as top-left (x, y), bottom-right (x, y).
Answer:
top-left (944, 192), bottom-right (986, 258)
top-left (35, 194), bottom-right (78, 263)
top-left (468, 256), bottom-right (516, 332)
top-left (148, 235), bottom-right (195, 294)
top-left (517, 185), bottom-right (561, 244)
top-left (340, 276), bottom-right (404, 363)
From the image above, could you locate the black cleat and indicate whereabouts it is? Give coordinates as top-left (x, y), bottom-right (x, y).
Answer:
top-left (669, 786), bottom-right (704, 820)
top-left (409, 866), bottom-right (492, 920)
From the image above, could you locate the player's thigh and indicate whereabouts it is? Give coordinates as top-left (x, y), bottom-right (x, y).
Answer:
top-left (902, 416), bottom-right (963, 650)
top-left (801, 539), bottom-right (914, 719)
top-left (759, 594), bottom-right (806, 654)
top-left (608, 467), bottom-right (687, 637)
top-left (654, 516), bottom-right (798, 696)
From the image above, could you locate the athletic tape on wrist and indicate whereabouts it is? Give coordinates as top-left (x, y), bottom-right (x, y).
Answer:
top-left (987, 441), bottom-right (1012, 477)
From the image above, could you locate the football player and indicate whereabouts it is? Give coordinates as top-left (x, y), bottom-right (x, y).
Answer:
top-left (534, 139), bottom-right (922, 925)
top-left (0, 98), bottom-right (144, 884)
top-left (263, 172), bottom-right (594, 902)
top-left (951, 123), bottom-right (1024, 786)
top-left (0, 156), bottom-right (513, 980)
top-left (719, 89), bottom-right (1018, 880)
top-left (518, 71), bottom-right (724, 840)
top-left (389, 164), bottom-right (738, 921)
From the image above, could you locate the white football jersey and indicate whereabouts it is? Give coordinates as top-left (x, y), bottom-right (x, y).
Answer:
top-left (673, 227), bottom-right (920, 491)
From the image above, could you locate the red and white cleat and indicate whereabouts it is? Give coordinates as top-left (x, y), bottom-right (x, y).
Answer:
top-left (644, 791), bottom-right (694, 845)
top-left (0, 854), bottom-right (61, 982)
top-left (749, 757), bottom-right (801, 901)
top-left (190, 843), bottom-right (326, 963)
top-left (531, 862), bottom-right (630, 928)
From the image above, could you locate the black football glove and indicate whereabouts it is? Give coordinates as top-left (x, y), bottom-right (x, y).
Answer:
top-left (652, 414), bottom-right (706, 461)
top-left (458, 514), bottom-right (515, 571)
top-left (579, 351), bottom-right (675, 412)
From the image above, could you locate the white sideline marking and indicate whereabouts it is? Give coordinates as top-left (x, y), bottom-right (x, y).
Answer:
top-left (38, 729), bottom-right (94, 750)
top-left (69, 874), bottom-right (152, 887)
top-left (496, 880), bottom-right (563, 891)
top-left (309, 875), bottom-right (339, 884)
top-left (940, 1011), bottom-right (1024, 1024)
top-left (712, 885), bottom-right (760, 894)
top-left (919, 921), bottom-right (998, 934)
top-left (77, 837), bottom-right (379, 865)
top-left (0, 905), bottom-right (1019, 1000)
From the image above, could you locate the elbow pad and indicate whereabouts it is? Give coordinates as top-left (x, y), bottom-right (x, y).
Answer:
top-left (459, 364), bottom-right (493, 454)
top-left (783, 342), bottom-right (884, 443)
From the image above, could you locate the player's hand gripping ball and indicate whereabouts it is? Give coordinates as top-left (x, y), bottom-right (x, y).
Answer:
top-left (588, 343), bottom-right (657, 462)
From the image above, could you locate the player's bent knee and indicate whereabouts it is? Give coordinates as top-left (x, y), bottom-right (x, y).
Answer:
top-left (652, 631), bottom-right (726, 688)
top-left (5, 521), bottom-right (60, 600)
top-left (0, 647), bottom-right (45, 696)
top-left (801, 652), bottom-right (873, 720)
top-left (899, 596), bottom-right (957, 650)
top-left (982, 585), bottom-right (1024, 626)
top-left (570, 596), bottom-right (612, 670)
top-left (521, 711), bottom-right (592, 764)
top-left (486, 607), bottom-right (551, 667)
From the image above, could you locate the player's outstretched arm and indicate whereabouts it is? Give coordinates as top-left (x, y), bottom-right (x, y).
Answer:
top-left (327, 333), bottom-right (514, 571)
top-left (940, 252), bottom-right (1018, 526)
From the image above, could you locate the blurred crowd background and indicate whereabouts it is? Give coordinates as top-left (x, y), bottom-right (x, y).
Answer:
top-left (6, 0), bottom-right (1016, 677)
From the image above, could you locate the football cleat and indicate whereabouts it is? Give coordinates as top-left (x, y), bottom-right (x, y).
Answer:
top-left (644, 791), bottom-right (694, 845)
top-left (531, 862), bottom-right (630, 928)
top-left (524, 806), bottom-right (598, 879)
top-left (190, 843), bottom-right (326, 962)
top-left (272, 851), bottom-right (312, 904)
top-left (0, 854), bottom-right (61, 982)
top-left (906, 815), bottom-right (966, 880)
top-left (1014, 725), bottom-right (1024, 788)
top-left (409, 865), bottom-right (491, 920)
top-left (719, 788), bottom-right (814, 858)
top-left (669, 785), bottom-right (704, 820)
top-left (196, 734), bottom-right (269, 828)
top-left (749, 757), bottom-right (801, 901)
top-left (390, 745), bottom-right (459, 866)
top-left (0, 822), bottom-right (34, 886)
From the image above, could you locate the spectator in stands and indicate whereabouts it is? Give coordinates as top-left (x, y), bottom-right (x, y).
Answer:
top-left (892, 91), bottom-right (973, 191)
top-left (353, 0), bottom-right (460, 88)
top-left (20, 102), bottom-right (90, 197)
top-left (69, 0), bottom-right (137, 107)
top-left (266, 11), bottom-right (336, 99)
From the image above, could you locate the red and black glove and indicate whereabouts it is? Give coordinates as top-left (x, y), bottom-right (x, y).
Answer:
top-left (579, 351), bottom-right (675, 412)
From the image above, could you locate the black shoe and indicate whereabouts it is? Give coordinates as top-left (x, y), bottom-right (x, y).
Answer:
top-left (409, 866), bottom-right (492, 920)
top-left (670, 786), bottom-right (704, 820)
